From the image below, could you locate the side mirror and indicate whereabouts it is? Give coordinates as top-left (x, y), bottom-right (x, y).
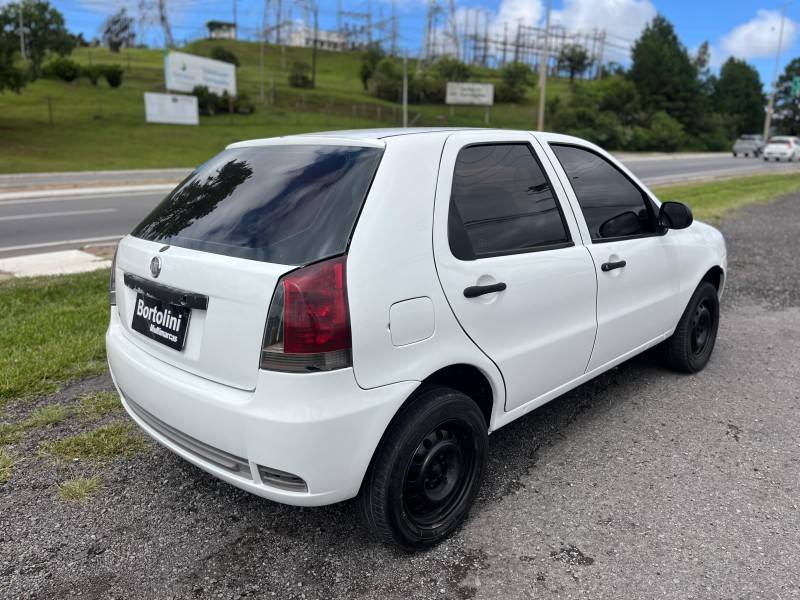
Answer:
top-left (658, 201), bottom-right (693, 230)
top-left (598, 211), bottom-right (641, 238)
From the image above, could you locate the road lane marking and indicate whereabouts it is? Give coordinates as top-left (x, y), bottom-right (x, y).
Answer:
top-left (0, 190), bottom-right (165, 206)
top-left (0, 208), bottom-right (117, 222)
top-left (0, 235), bottom-right (123, 253)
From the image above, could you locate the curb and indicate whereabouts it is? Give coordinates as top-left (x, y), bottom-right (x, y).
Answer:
top-left (0, 184), bottom-right (175, 202)
top-left (0, 249), bottom-right (112, 278)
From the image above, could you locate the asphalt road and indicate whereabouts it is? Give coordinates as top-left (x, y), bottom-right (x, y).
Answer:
top-left (0, 153), bottom-right (797, 258)
top-left (1, 184), bottom-right (798, 599)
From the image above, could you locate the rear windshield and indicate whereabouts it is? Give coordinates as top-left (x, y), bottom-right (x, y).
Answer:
top-left (131, 144), bottom-right (383, 265)
top-left (769, 138), bottom-right (792, 145)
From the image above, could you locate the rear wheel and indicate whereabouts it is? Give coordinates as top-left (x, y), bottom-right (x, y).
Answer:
top-left (359, 386), bottom-right (487, 550)
top-left (661, 281), bottom-right (720, 373)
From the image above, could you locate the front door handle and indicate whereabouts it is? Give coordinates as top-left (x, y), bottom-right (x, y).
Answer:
top-left (601, 260), bottom-right (627, 272)
top-left (463, 282), bottom-right (507, 298)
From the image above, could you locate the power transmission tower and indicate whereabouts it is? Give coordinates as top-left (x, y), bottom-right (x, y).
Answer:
top-left (158, 0), bottom-right (174, 48)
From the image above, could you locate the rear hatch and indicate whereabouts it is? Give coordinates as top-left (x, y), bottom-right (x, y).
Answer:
top-left (114, 139), bottom-right (384, 390)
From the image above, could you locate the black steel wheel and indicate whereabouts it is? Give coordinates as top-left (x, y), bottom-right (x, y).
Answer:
top-left (402, 420), bottom-right (478, 529)
top-left (662, 281), bottom-right (720, 373)
top-left (359, 386), bottom-right (488, 550)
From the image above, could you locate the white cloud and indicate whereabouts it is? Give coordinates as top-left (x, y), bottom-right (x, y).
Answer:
top-left (489, 0), bottom-right (543, 35)
top-left (720, 9), bottom-right (798, 60)
top-left (551, 0), bottom-right (656, 61)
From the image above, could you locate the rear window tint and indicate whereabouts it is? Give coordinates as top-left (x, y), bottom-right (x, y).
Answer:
top-left (131, 144), bottom-right (383, 265)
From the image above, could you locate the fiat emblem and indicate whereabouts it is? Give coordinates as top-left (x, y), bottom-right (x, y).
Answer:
top-left (150, 256), bottom-right (162, 278)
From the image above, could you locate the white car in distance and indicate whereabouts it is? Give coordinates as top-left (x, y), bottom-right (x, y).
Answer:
top-left (762, 136), bottom-right (800, 161)
top-left (106, 128), bottom-right (727, 549)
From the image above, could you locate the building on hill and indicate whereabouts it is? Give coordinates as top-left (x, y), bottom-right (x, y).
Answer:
top-left (207, 21), bottom-right (237, 40)
top-left (288, 26), bottom-right (348, 51)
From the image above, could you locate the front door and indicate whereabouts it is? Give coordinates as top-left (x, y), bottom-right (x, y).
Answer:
top-left (433, 132), bottom-right (598, 412)
top-left (544, 142), bottom-right (681, 371)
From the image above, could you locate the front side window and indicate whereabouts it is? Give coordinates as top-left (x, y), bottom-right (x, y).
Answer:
top-left (448, 144), bottom-right (570, 260)
top-left (551, 144), bottom-right (657, 242)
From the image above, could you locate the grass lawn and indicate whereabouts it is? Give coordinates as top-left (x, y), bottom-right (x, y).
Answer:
top-left (652, 172), bottom-right (800, 223)
top-left (0, 41), bottom-right (570, 173)
top-left (1, 173), bottom-right (798, 408)
top-left (0, 269), bottom-right (109, 405)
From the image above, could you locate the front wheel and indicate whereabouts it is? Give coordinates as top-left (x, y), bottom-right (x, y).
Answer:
top-left (661, 281), bottom-right (720, 373)
top-left (358, 386), bottom-right (488, 550)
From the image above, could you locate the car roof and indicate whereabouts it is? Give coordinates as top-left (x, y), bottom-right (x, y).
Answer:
top-left (229, 128), bottom-right (564, 149)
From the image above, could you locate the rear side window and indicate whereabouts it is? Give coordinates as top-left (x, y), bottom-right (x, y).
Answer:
top-left (132, 144), bottom-right (383, 265)
top-left (551, 144), bottom-right (656, 241)
top-left (448, 144), bottom-right (571, 260)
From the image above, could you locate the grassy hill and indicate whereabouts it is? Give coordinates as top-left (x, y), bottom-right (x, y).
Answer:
top-left (0, 40), bottom-right (575, 173)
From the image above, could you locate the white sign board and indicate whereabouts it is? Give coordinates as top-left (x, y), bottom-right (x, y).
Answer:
top-left (446, 82), bottom-right (494, 106)
top-left (144, 92), bottom-right (199, 126)
top-left (164, 51), bottom-right (236, 96)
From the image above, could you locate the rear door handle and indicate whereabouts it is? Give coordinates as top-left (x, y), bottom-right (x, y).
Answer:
top-left (601, 260), bottom-right (627, 272)
top-left (463, 282), bottom-right (507, 298)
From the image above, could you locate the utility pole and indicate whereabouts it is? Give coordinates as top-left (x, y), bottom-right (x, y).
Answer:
top-left (311, 5), bottom-right (318, 88)
top-left (537, 0), bottom-right (551, 131)
top-left (233, 0), bottom-right (237, 39)
top-left (18, 1), bottom-right (26, 60)
top-left (764, 2), bottom-right (789, 140)
top-left (402, 56), bottom-right (408, 127)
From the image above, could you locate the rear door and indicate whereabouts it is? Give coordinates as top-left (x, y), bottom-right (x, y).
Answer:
top-left (543, 141), bottom-right (680, 371)
top-left (433, 132), bottom-right (597, 412)
top-left (115, 139), bottom-right (384, 390)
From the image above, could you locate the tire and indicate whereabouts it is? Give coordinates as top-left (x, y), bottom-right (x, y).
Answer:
top-left (732, 152), bottom-right (737, 157)
top-left (661, 281), bottom-right (720, 373)
top-left (358, 386), bottom-right (488, 550)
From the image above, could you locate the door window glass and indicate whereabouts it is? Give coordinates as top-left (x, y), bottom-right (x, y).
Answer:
top-left (551, 144), bottom-right (656, 241)
top-left (449, 144), bottom-right (570, 260)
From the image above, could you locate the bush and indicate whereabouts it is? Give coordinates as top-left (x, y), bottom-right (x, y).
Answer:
top-left (210, 46), bottom-right (240, 67)
top-left (191, 85), bottom-right (253, 116)
top-left (192, 85), bottom-right (224, 115)
top-left (432, 57), bottom-right (471, 82)
top-left (647, 111), bottom-right (686, 151)
top-left (83, 65), bottom-right (103, 86)
top-left (288, 61), bottom-right (312, 88)
top-left (496, 62), bottom-right (534, 103)
top-left (370, 58), bottom-right (403, 101)
top-left (101, 64), bottom-right (123, 87)
top-left (44, 57), bottom-right (81, 82)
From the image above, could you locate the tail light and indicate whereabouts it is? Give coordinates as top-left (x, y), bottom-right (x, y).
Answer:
top-left (109, 247), bottom-right (118, 306)
top-left (260, 255), bottom-right (352, 373)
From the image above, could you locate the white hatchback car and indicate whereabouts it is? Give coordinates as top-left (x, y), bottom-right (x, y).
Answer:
top-left (762, 136), bottom-right (800, 161)
top-left (107, 128), bottom-right (727, 549)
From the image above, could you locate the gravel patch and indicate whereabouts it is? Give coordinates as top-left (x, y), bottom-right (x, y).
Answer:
top-left (1, 196), bottom-right (799, 599)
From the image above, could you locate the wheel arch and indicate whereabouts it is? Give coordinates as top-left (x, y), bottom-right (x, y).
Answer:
top-left (358, 363), bottom-right (498, 494)
top-left (700, 265), bottom-right (725, 298)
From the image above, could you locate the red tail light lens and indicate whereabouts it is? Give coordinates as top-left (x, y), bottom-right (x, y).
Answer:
top-left (260, 255), bottom-right (352, 373)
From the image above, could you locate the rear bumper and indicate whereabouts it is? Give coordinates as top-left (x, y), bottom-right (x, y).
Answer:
top-left (106, 309), bottom-right (417, 506)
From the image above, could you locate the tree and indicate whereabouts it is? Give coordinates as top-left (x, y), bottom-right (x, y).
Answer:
top-left (629, 15), bottom-right (702, 134)
top-left (210, 46), bottom-right (239, 66)
top-left (0, 1), bottom-right (73, 77)
top-left (557, 44), bottom-right (592, 82)
top-left (0, 13), bottom-right (25, 92)
top-left (432, 56), bottom-right (471, 82)
top-left (102, 8), bottom-right (135, 53)
top-left (773, 58), bottom-right (800, 135)
top-left (713, 58), bottom-right (764, 135)
top-left (358, 43), bottom-right (384, 91)
top-left (496, 61), bottom-right (534, 102)
top-left (288, 61), bottom-right (312, 88)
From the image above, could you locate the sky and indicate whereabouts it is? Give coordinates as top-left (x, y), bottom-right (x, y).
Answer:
top-left (51, 0), bottom-right (798, 88)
